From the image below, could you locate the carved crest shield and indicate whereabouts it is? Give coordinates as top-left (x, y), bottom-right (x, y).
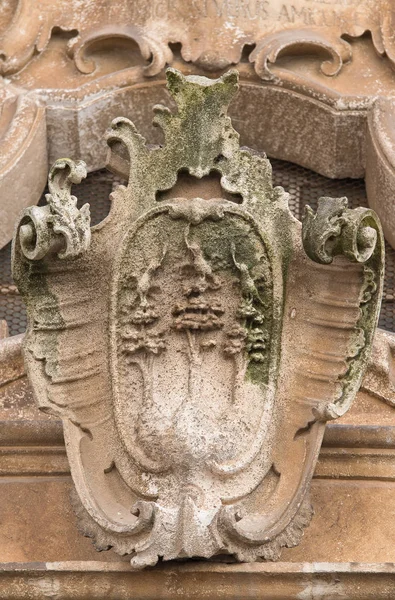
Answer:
top-left (12, 68), bottom-right (384, 568)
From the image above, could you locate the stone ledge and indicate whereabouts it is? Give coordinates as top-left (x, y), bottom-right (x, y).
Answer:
top-left (3, 420), bottom-right (395, 449)
top-left (1, 561), bottom-right (395, 599)
top-left (2, 421), bottom-right (395, 479)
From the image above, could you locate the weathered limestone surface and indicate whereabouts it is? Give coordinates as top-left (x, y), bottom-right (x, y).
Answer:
top-left (0, 3), bottom-right (395, 596)
top-left (2, 1), bottom-right (395, 247)
top-left (1, 0), bottom-right (393, 78)
top-left (1, 325), bottom-right (395, 597)
top-left (10, 69), bottom-right (384, 570)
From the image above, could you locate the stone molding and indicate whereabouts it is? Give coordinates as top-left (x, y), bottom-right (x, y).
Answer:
top-left (1, 561), bottom-right (395, 599)
top-left (2, 328), bottom-right (395, 480)
top-left (1, 0), bottom-right (395, 80)
top-left (1, 327), bottom-right (395, 578)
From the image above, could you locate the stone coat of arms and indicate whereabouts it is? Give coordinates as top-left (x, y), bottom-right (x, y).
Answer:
top-left (12, 68), bottom-right (384, 568)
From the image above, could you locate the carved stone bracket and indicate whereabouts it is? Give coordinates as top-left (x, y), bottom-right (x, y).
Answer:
top-left (12, 68), bottom-right (384, 568)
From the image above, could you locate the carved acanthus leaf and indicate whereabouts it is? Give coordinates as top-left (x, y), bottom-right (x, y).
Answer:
top-left (17, 158), bottom-right (91, 261)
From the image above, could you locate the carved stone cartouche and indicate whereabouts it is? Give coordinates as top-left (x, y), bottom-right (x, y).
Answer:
top-left (12, 68), bottom-right (384, 568)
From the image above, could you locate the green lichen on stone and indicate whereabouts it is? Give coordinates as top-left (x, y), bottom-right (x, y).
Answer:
top-left (10, 66), bottom-right (386, 569)
top-left (107, 68), bottom-right (277, 216)
top-left (106, 68), bottom-right (294, 393)
top-left (153, 68), bottom-right (240, 179)
top-left (12, 249), bottom-right (66, 387)
top-left (302, 198), bottom-right (384, 419)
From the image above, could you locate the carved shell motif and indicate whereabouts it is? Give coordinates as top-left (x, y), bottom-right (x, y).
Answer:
top-left (12, 68), bottom-right (384, 568)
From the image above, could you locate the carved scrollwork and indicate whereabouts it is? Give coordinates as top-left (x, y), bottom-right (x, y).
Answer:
top-left (302, 197), bottom-right (381, 265)
top-left (251, 29), bottom-right (353, 81)
top-left (1, 0), bottom-right (395, 81)
top-left (17, 158), bottom-right (90, 261)
top-left (0, 89), bottom-right (47, 250)
top-left (218, 492), bottom-right (314, 561)
top-left (13, 68), bottom-right (384, 569)
top-left (302, 197), bottom-right (384, 420)
top-left (67, 25), bottom-right (173, 77)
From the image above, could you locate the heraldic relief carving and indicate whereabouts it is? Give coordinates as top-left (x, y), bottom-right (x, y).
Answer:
top-left (12, 68), bottom-right (384, 569)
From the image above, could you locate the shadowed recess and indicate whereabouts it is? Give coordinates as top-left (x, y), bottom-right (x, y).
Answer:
top-left (156, 170), bottom-right (243, 203)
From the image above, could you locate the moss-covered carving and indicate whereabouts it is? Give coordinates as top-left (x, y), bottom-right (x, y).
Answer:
top-left (12, 68), bottom-right (384, 568)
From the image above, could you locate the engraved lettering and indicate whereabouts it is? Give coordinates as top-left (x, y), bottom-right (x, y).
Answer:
top-left (227, 0), bottom-right (238, 18)
top-left (307, 7), bottom-right (316, 25)
top-left (319, 8), bottom-right (336, 26)
top-left (306, 0), bottom-right (360, 4)
top-left (154, 0), bottom-right (169, 19)
top-left (238, 0), bottom-right (253, 19)
top-left (276, 3), bottom-right (351, 26)
top-left (279, 4), bottom-right (291, 22)
top-left (257, 0), bottom-right (269, 18)
top-left (290, 5), bottom-right (309, 24)
top-left (186, 0), bottom-right (272, 21)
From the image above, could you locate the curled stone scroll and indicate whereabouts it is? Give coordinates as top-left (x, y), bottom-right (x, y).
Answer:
top-left (12, 68), bottom-right (384, 568)
top-left (1, 0), bottom-right (394, 78)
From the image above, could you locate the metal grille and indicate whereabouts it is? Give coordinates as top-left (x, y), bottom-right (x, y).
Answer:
top-left (1, 160), bottom-right (394, 335)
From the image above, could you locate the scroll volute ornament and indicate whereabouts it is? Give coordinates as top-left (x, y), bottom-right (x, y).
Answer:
top-left (12, 69), bottom-right (384, 568)
top-left (1, 0), bottom-right (395, 79)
